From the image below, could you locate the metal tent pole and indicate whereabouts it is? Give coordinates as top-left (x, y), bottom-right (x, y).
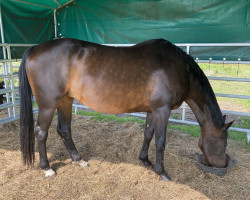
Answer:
top-left (0, 0), bottom-right (11, 117)
top-left (0, 0), bottom-right (6, 58)
top-left (53, 9), bottom-right (58, 39)
top-left (53, 0), bottom-right (75, 39)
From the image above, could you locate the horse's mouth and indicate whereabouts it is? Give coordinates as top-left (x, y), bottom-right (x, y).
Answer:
top-left (203, 155), bottom-right (228, 168)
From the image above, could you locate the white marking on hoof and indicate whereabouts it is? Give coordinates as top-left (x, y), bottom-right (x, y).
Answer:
top-left (45, 169), bottom-right (56, 178)
top-left (78, 160), bottom-right (89, 168)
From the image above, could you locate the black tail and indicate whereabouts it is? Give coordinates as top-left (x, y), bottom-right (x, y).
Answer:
top-left (19, 45), bottom-right (37, 165)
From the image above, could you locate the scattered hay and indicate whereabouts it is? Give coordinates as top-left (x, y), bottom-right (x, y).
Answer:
top-left (0, 115), bottom-right (249, 200)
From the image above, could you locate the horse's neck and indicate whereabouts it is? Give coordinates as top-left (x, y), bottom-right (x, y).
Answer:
top-left (185, 77), bottom-right (220, 129)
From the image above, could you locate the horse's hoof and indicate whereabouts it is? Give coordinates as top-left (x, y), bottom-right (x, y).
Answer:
top-left (77, 160), bottom-right (90, 168)
top-left (45, 168), bottom-right (56, 178)
top-left (160, 172), bottom-right (171, 181)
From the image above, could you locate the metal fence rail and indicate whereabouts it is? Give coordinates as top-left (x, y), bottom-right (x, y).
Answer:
top-left (0, 43), bottom-right (249, 143)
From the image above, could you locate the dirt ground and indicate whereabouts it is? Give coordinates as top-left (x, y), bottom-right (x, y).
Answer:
top-left (0, 114), bottom-right (249, 200)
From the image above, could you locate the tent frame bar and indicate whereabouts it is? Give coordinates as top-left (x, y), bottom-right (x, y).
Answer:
top-left (53, 0), bottom-right (74, 38)
top-left (0, 0), bottom-right (12, 117)
top-left (0, 0), bottom-right (4, 44)
top-left (11, 0), bottom-right (55, 9)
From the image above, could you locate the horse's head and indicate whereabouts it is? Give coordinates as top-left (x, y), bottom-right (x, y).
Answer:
top-left (199, 117), bottom-right (234, 168)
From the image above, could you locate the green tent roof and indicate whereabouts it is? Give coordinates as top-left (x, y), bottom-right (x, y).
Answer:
top-left (1, 0), bottom-right (72, 44)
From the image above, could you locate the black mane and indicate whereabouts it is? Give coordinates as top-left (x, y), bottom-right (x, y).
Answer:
top-left (162, 40), bottom-right (224, 128)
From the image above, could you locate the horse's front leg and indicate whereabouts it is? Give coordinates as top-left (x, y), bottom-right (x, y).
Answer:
top-left (152, 105), bottom-right (171, 181)
top-left (139, 112), bottom-right (154, 167)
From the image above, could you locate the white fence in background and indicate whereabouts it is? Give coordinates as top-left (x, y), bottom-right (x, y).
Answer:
top-left (0, 43), bottom-right (249, 143)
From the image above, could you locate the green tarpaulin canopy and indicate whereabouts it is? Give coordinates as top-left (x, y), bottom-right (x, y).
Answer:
top-left (1, 0), bottom-right (250, 60)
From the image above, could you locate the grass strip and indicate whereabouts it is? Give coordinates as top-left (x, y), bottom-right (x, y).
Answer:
top-left (73, 109), bottom-right (249, 146)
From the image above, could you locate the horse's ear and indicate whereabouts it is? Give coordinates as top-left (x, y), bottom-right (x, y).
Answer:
top-left (223, 120), bottom-right (234, 130)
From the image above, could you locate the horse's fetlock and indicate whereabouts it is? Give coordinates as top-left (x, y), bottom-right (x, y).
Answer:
top-left (155, 165), bottom-right (164, 174)
top-left (139, 155), bottom-right (147, 161)
top-left (71, 154), bottom-right (81, 162)
top-left (40, 160), bottom-right (50, 170)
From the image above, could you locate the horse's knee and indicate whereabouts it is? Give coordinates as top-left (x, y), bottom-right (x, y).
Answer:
top-left (155, 140), bottom-right (166, 152)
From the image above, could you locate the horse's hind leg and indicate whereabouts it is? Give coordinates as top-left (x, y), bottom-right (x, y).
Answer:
top-left (139, 112), bottom-right (154, 167)
top-left (35, 107), bottom-right (57, 178)
top-left (57, 96), bottom-right (88, 168)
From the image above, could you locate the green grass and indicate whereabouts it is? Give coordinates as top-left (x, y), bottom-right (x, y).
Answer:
top-left (227, 131), bottom-right (248, 146)
top-left (199, 63), bottom-right (250, 78)
top-left (171, 113), bottom-right (182, 120)
top-left (169, 124), bottom-right (201, 137)
top-left (75, 109), bottom-right (145, 125)
top-left (236, 116), bottom-right (250, 129)
top-left (73, 109), bottom-right (249, 146)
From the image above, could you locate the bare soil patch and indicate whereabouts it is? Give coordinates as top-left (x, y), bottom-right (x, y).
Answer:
top-left (0, 115), bottom-right (249, 200)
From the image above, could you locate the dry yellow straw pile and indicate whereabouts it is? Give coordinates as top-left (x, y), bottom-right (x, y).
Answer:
top-left (0, 114), bottom-right (249, 200)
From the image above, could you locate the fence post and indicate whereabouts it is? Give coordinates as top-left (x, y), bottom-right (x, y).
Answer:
top-left (247, 131), bottom-right (250, 144)
top-left (6, 45), bottom-right (17, 118)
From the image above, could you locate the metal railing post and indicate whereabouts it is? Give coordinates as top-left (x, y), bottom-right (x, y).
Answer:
top-left (181, 46), bottom-right (190, 122)
top-left (2, 47), bottom-right (12, 117)
top-left (6, 45), bottom-right (16, 118)
top-left (0, 1), bottom-right (11, 117)
top-left (247, 131), bottom-right (250, 144)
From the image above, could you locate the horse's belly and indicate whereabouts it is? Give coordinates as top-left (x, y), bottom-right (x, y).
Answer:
top-left (70, 87), bottom-right (151, 114)
top-left (82, 101), bottom-right (133, 114)
top-left (82, 97), bottom-right (150, 114)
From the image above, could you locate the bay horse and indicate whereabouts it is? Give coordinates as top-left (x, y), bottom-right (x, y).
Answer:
top-left (19, 38), bottom-right (233, 181)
